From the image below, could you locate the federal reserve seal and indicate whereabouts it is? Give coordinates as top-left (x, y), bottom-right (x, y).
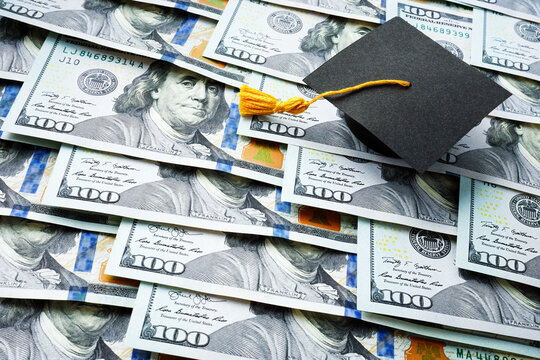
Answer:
top-left (409, 229), bottom-right (451, 259)
top-left (510, 194), bottom-right (540, 227)
top-left (77, 69), bottom-right (118, 96)
top-left (436, 40), bottom-right (464, 60)
top-left (267, 11), bottom-right (303, 34)
top-left (514, 21), bottom-right (540, 43)
top-left (296, 84), bottom-right (318, 99)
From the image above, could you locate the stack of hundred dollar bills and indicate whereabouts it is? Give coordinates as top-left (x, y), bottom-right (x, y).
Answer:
top-left (0, 0), bottom-right (538, 358)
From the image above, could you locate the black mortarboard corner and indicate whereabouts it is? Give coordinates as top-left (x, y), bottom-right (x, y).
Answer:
top-left (303, 17), bottom-right (511, 173)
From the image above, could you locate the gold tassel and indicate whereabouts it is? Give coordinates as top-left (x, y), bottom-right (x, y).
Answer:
top-left (238, 79), bottom-right (411, 117)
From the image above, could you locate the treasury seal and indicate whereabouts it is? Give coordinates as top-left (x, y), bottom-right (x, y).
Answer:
top-left (77, 69), bottom-right (118, 96)
top-left (436, 40), bottom-right (464, 60)
top-left (296, 84), bottom-right (318, 99)
top-left (409, 229), bottom-right (451, 259)
top-left (267, 11), bottom-right (303, 34)
top-left (510, 194), bottom-right (540, 227)
top-left (514, 21), bottom-right (540, 43)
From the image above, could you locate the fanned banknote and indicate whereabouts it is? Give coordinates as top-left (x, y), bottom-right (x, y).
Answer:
top-left (0, 17), bottom-right (46, 81)
top-left (0, 138), bottom-right (118, 233)
top-left (43, 145), bottom-right (358, 252)
top-left (5, 35), bottom-right (285, 186)
top-left (431, 117), bottom-right (540, 196)
top-left (457, 177), bottom-right (540, 288)
top-left (0, 216), bottom-right (138, 307)
top-left (387, 0), bottom-right (472, 63)
top-left (262, 0), bottom-right (386, 24)
top-left (0, 0), bottom-right (249, 87)
top-left (0, 298), bottom-right (160, 359)
top-left (283, 146), bottom-right (459, 235)
top-left (126, 282), bottom-right (540, 359)
top-left (132, 0), bottom-right (227, 20)
top-left (471, 9), bottom-right (540, 82)
top-left (237, 72), bottom-right (401, 165)
top-left (107, 218), bottom-right (358, 317)
top-left (446, 0), bottom-right (540, 24)
top-left (204, 0), bottom-right (376, 84)
top-left (357, 218), bottom-right (540, 342)
top-left (483, 70), bottom-right (540, 124)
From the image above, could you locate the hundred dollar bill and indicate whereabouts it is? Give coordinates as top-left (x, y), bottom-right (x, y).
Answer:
top-left (283, 146), bottom-right (459, 235)
top-left (457, 177), bottom-right (540, 288)
top-left (431, 117), bottom-right (540, 196)
top-left (262, 0), bottom-right (385, 24)
top-left (0, 298), bottom-right (161, 359)
top-left (107, 218), bottom-right (358, 318)
top-left (446, 0), bottom-right (540, 24)
top-left (127, 282), bottom-right (540, 359)
top-left (0, 0), bottom-right (249, 88)
top-left (0, 216), bottom-right (138, 307)
top-left (483, 70), bottom-right (540, 124)
top-left (0, 139), bottom-right (119, 233)
top-left (0, 17), bottom-right (46, 82)
top-left (5, 35), bottom-right (285, 186)
top-left (204, 0), bottom-right (376, 84)
top-left (471, 9), bottom-right (540, 82)
top-left (44, 145), bottom-right (358, 252)
top-left (237, 73), bottom-right (403, 165)
top-left (132, 0), bottom-right (227, 20)
top-left (387, 0), bottom-right (473, 63)
top-left (357, 218), bottom-right (540, 342)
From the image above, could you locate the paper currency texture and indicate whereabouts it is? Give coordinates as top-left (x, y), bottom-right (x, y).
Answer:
top-left (5, 35), bottom-right (286, 186)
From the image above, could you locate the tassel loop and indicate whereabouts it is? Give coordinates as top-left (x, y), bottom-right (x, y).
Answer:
top-left (238, 79), bottom-right (411, 116)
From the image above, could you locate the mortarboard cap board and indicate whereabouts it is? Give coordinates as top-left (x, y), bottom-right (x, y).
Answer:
top-left (303, 17), bottom-right (511, 173)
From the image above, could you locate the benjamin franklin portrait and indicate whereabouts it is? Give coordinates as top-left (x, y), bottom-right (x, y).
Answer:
top-left (264, 16), bottom-right (372, 77)
top-left (0, 216), bottom-right (87, 291)
top-left (70, 61), bottom-right (233, 162)
top-left (0, 299), bottom-right (130, 359)
top-left (0, 140), bottom-right (33, 209)
top-left (41, 0), bottom-right (185, 54)
top-left (0, 18), bottom-right (46, 75)
top-left (351, 164), bottom-right (459, 226)
top-left (206, 302), bottom-right (380, 360)
top-left (180, 233), bottom-right (356, 306)
top-left (455, 119), bottom-right (539, 189)
top-left (117, 165), bottom-right (291, 227)
top-left (429, 271), bottom-right (540, 331)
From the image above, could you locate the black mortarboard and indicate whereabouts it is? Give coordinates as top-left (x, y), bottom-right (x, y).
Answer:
top-left (303, 17), bottom-right (511, 173)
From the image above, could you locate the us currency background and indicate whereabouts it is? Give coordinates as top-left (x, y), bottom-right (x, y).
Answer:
top-left (262, 0), bottom-right (386, 23)
top-left (0, 17), bottom-right (45, 82)
top-left (357, 218), bottom-right (540, 342)
top-left (0, 216), bottom-right (138, 306)
top-left (457, 177), bottom-right (540, 288)
top-left (44, 145), bottom-right (359, 252)
top-left (127, 282), bottom-right (540, 359)
top-left (132, 0), bottom-right (227, 20)
top-left (284, 146), bottom-right (459, 235)
top-left (0, 0), bottom-right (249, 87)
top-left (5, 35), bottom-right (286, 186)
top-left (446, 0), bottom-right (540, 23)
top-left (106, 218), bottom-right (357, 317)
top-left (471, 9), bottom-right (540, 82)
top-left (387, 0), bottom-right (473, 63)
top-left (0, 298), bottom-right (160, 359)
top-left (204, 0), bottom-right (376, 84)
top-left (0, 138), bottom-right (118, 233)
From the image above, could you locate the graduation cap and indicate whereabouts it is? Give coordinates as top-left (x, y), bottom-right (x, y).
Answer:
top-left (239, 17), bottom-right (511, 173)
